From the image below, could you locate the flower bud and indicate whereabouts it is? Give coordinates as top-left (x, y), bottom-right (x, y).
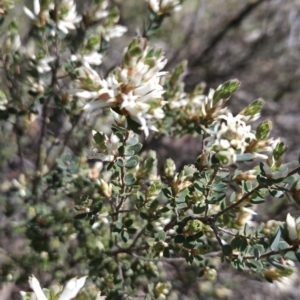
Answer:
top-left (98, 179), bottom-right (112, 199)
top-left (164, 158), bottom-right (176, 178)
top-left (204, 268), bottom-right (217, 281)
top-left (286, 213), bottom-right (300, 245)
top-left (291, 181), bottom-right (300, 205)
top-left (183, 220), bottom-right (203, 236)
top-left (153, 282), bottom-right (170, 299)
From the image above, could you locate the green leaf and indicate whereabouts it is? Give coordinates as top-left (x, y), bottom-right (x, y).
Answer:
top-left (240, 98), bottom-right (265, 118)
top-left (244, 223), bottom-right (251, 236)
top-left (126, 136), bottom-right (139, 146)
top-left (231, 259), bottom-right (245, 271)
top-left (256, 120), bottom-right (273, 140)
top-left (236, 153), bottom-right (254, 162)
top-left (213, 182), bottom-right (227, 192)
top-left (231, 236), bottom-right (241, 249)
top-left (116, 158), bottom-right (124, 167)
top-left (213, 79), bottom-right (240, 104)
top-left (253, 248), bottom-right (260, 259)
top-left (156, 231), bottom-right (166, 241)
top-left (267, 258), bottom-right (286, 271)
top-left (91, 202), bottom-right (103, 214)
top-left (174, 235), bottom-right (185, 243)
top-left (183, 236), bottom-right (196, 249)
top-left (193, 204), bottom-right (206, 214)
top-left (250, 193), bottom-right (265, 204)
top-left (268, 188), bottom-right (284, 198)
top-left (115, 221), bottom-right (123, 230)
top-left (270, 227), bottom-right (281, 251)
top-left (129, 46), bottom-right (142, 57)
top-left (128, 143), bottom-right (143, 154)
top-left (162, 187), bottom-right (173, 198)
top-left (222, 245), bottom-right (232, 256)
top-left (124, 219), bottom-right (133, 227)
top-left (146, 238), bottom-right (156, 247)
top-left (207, 192), bottom-right (225, 204)
top-left (127, 116), bottom-right (142, 134)
top-left (246, 259), bottom-right (263, 271)
top-left (75, 213), bottom-right (88, 219)
top-left (121, 231), bottom-right (129, 243)
top-left (183, 250), bottom-right (194, 264)
top-left (198, 269), bottom-right (205, 277)
top-left (125, 155), bottom-right (139, 169)
top-left (124, 173), bottom-right (136, 186)
top-left (176, 202), bottom-right (188, 209)
top-left (256, 222), bottom-right (265, 235)
top-left (93, 131), bottom-right (106, 148)
top-left (127, 227), bottom-right (137, 234)
top-left (282, 176), bottom-right (296, 184)
top-left (284, 250), bottom-right (300, 262)
top-left (239, 237), bottom-right (248, 252)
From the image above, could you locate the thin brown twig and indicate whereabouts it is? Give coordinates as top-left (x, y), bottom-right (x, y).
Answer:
top-left (213, 185), bottom-right (261, 219)
top-left (240, 245), bottom-right (298, 261)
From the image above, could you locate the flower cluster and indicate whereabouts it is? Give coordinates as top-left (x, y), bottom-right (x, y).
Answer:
top-left (24, 0), bottom-right (81, 33)
top-left (263, 259), bottom-right (296, 292)
top-left (204, 113), bottom-right (256, 164)
top-left (146, 0), bottom-right (184, 15)
top-left (71, 1), bottom-right (127, 66)
top-left (88, 130), bottom-right (121, 162)
top-left (71, 37), bottom-right (167, 136)
top-left (20, 275), bottom-right (89, 300)
top-left (0, 0), bottom-right (14, 15)
top-left (163, 64), bottom-right (238, 133)
top-left (2, 20), bottom-right (21, 54)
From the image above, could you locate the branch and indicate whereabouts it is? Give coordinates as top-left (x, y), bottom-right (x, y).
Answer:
top-left (287, 165), bottom-right (300, 177)
top-left (241, 245), bottom-right (298, 261)
top-left (213, 185), bottom-right (261, 219)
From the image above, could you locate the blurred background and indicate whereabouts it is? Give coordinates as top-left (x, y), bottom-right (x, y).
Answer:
top-left (1, 0), bottom-right (300, 299)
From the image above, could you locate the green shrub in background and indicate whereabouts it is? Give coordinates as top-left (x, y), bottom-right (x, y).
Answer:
top-left (1, 0), bottom-right (300, 299)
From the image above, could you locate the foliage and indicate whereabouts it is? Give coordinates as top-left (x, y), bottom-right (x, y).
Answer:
top-left (1, 0), bottom-right (300, 299)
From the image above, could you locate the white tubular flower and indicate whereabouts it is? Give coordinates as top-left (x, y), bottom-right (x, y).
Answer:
top-left (24, 0), bottom-right (41, 20)
top-left (262, 160), bottom-right (298, 180)
top-left (89, 131), bottom-right (120, 162)
top-left (12, 174), bottom-right (27, 197)
top-left (24, 0), bottom-right (52, 26)
top-left (204, 112), bottom-right (256, 164)
top-left (100, 24), bottom-right (127, 41)
top-left (83, 1), bottom-right (109, 25)
top-left (71, 52), bottom-right (103, 67)
top-left (28, 275), bottom-right (48, 300)
top-left (4, 33), bottom-right (21, 53)
top-left (71, 37), bottom-right (167, 136)
top-left (0, 90), bottom-right (8, 111)
top-left (27, 275), bottom-right (87, 300)
top-left (70, 65), bottom-right (119, 109)
top-left (56, 0), bottom-right (81, 34)
top-left (29, 55), bottom-right (56, 74)
top-left (57, 276), bottom-right (87, 300)
top-left (147, 0), bottom-right (183, 14)
top-left (286, 213), bottom-right (300, 245)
